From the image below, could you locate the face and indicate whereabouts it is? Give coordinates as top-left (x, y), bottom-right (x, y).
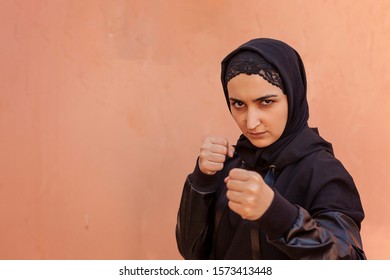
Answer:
top-left (227, 74), bottom-right (288, 148)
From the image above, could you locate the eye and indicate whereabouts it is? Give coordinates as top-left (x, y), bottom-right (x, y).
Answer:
top-left (260, 99), bottom-right (274, 106)
top-left (231, 101), bottom-right (245, 109)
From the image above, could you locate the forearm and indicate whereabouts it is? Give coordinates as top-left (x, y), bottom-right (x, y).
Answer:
top-left (268, 207), bottom-right (366, 260)
top-left (176, 171), bottom-right (218, 259)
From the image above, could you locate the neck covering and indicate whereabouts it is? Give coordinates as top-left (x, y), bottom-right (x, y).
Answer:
top-left (220, 38), bottom-right (312, 169)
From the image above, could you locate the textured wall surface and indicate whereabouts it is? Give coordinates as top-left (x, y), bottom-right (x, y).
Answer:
top-left (0, 0), bottom-right (389, 259)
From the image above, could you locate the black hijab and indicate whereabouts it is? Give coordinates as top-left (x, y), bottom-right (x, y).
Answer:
top-left (221, 38), bottom-right (327, 170)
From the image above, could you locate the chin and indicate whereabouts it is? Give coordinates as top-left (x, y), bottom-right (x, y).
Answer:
top-left (247, 138), bottom-right (271, 148)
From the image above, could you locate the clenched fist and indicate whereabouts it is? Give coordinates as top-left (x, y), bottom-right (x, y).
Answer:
top-left (225, 168), bottom-right (274, 220)
top-left (198, 136), bottom-right (235, 175)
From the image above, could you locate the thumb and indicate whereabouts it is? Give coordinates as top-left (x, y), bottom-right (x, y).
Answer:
top-left (227, 144), bottom-right (235, 158)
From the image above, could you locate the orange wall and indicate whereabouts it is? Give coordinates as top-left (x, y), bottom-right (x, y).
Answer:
top-left (0, 0), bottom-right (389, 259)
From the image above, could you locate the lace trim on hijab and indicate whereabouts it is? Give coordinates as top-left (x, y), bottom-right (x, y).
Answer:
top-left (224, 51), bottom-right (285, 93)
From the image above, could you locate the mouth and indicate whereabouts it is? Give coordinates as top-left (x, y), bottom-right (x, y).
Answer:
top-left (247, 131), bottom-right (267, 139)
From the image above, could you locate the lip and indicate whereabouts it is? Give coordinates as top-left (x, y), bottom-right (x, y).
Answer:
top-left (247, 131), bottom-right (267, 139)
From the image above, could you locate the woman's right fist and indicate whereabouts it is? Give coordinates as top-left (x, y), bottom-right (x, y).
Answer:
top-left (198, 136), bottom-right (235, 175)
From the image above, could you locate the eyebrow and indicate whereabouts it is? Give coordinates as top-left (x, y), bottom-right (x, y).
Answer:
top-left (229, 94), bottom-right (278, 103)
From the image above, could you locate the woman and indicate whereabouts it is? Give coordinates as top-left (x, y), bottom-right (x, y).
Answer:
top-left (176, 38), bottom-right (366, 259)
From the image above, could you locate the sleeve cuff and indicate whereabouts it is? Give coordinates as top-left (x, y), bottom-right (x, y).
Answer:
top-left (188, 158), bottom-right (220, 193)
top-left (257, 190), bottom-right (299, 240)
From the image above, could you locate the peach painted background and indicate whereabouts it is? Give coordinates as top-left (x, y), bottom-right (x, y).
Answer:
top-left (0, 0), bottom-right (389, 259)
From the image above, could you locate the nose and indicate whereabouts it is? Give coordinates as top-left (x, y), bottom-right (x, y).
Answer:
top-left (246, 107), bottom-right (261, 130)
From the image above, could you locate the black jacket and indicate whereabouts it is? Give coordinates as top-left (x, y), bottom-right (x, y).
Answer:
top-left (176, 127), bottom-right (366, 259)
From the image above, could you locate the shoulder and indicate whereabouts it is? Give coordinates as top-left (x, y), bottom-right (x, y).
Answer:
top-left (277, 148), bottom-right (357, 199)
top-left (306, 149), bottom-right (353, 181)
top-left (288, 148), bottom-right (354, 189)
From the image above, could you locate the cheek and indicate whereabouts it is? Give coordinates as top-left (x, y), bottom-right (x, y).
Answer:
top-left (231, 112), bottom-right (245, 128)
top-left (276, 104), bottom-right (288, 131)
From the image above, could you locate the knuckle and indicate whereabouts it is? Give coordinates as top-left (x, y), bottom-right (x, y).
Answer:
top-left (242, 207), bottom-right (251, 217)
top-left (247, 196), bottom-right (256, 206)
top-left (248, 184), bottom-right (258, 193)
top-left (219, 145), bottom-right (228, 154)
top-left (249, 171), bottom-right (260, 179)
top-left (199, 145), bottom-right (208, 154)
top-left (226, 190), bottom-right (231, 199)
top-left (229, 168), bottom-right (239, 177)
top-left (216, 162), bottom-right (224, 170)
top-left (199, 150), bottom-right (209, 160)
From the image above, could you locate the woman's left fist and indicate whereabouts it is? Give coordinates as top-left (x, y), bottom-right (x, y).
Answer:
top-left (225, 168), bottom-right (274, 220)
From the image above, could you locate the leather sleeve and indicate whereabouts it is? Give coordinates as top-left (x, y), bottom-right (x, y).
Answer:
top-left (268, 207), bottom-right (366, 259)
top-left (175, 176), bottom-right (216, 259)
